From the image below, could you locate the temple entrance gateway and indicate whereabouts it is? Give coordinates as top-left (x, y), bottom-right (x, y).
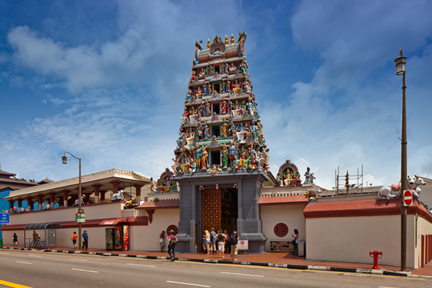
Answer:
top-left (201, 188), bottom-right (238, 235)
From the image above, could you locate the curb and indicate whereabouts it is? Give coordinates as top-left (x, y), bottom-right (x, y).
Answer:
top-left (2, 246), bottom-right (431, 279)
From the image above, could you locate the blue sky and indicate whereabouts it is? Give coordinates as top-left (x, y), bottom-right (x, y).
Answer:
top-left (0, 0), bottom-right (431, 190)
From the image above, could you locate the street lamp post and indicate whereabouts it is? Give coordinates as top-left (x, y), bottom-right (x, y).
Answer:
top-left (62, 152), bottom-right (82, 251)
top-left (395, 49), bottom-right (407, 271)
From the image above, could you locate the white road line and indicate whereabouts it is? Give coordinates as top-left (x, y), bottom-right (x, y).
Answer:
top-left (27, 255), bottom-right (42, 257)
top-left (71, 268), bottom-right (99, 273)
top-left (17, 261), bottom-right (32, 264)
top-left (378, 287), bottom-right (398, 288)
top-left (166, 281), bottom-right (210, 287)
top-left (221, 272), bottom-right (264, 277)
top-left (70, 258), bottom-right (87, 261)
top-left (127, 263), bottom-right (156, 267)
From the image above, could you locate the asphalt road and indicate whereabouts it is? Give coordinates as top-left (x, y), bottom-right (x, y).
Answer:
top-left (0, 250), bottom-right (430, 288)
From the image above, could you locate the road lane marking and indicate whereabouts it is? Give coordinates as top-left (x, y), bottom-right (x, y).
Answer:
top-left (70, 258), bottom-right (87, 261)
top-left (71, 268), bottom-right (98, 273)
top-left (127, 263), bottom-right (156, 267)
top-left (16, 261), bottom-right (32, 265)
top-left (0, 279), bottom-right (33, 288)
top-left (221, 272), bottom-right (264, 277)
top-left (166, 281), bottom-right (210, 287)
top-left (27, 255), bottom-right (42, 257)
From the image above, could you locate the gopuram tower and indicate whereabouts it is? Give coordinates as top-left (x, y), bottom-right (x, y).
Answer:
top-left (172, 32), bottom-right (270, 253)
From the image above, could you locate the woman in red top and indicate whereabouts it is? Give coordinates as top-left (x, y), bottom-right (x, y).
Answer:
top-left (71, 232), bottom-right (78, 249)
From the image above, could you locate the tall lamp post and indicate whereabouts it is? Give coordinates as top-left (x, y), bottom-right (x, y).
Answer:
top-left (395, 49), bottom-right (407, 271)
top-left (62, 152), bottom-right (82, 251)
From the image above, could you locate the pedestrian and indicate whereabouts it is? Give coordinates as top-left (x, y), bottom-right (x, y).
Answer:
top-left (210, 227), bottom-right (217, 254)
top-left (217, 229), bottom-right (226, 258)
top-left (167, 230), bottom-right (178, 261)
top-left (204, 230), bottom-right (210, 254)
top-left (13, 233), bottom-right (18, 246)
top-left (82, 230), bottom-right (89, 250)
top-left (292, 228), bottom-right (299, 255)
top-left (159, 231), bottom-right (166, 252)
top-left (230, 230), bottom-right (239, 261)
top-left (224, 229), bottom-right (230, 254)
top-left (71, 231), bottom-right (78, 249)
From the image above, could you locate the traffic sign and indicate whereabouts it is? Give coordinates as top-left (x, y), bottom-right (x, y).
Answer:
top-left (77, 209), bottom-right (84, 213)
top-left (0, 213), bottom-right (9, 223)
top-left (403, 190), bottom-right (413, 206)
top-left (76, 212), bottom-right (86, 223)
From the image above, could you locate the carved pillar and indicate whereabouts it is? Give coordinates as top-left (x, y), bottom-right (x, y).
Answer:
top-left (62, 191), bottom-right (69, 207)
top-left (17, 199), bottom-right (22, 210)
top-left (49, 192), bottom-right (55, 208)
top-left (26, 197), bottom-right (33, 212)
top-left (8, 200), bottom-right (14, 214)
top-left (37, 195), bottom-right (43, 210)
top-left (84, 193), bottom-right (91, 204)
top-left (100, 190), bottom-right (107, 201)
top-left (134, 184), bottom-right (143, 202)
top-left (92, 184), bottom-right (102, 204)
top-left (110, 181), bottom-right (121, 194)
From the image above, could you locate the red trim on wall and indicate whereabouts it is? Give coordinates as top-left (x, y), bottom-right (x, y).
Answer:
top-left (259, 195), bottom-right (308, 206)
top-left (303, 198), bottom-right (432, 224)
top-left (0, 216), bottom-right (148, 231)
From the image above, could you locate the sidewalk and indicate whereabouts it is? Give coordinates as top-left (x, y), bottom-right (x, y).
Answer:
top-left (2, 245), bottom-right (432, 279)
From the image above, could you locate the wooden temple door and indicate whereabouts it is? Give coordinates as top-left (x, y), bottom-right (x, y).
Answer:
top-left (202, 189), bottom-right (222, 233)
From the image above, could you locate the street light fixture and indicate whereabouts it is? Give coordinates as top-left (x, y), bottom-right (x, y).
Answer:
top-left (395, 48), bottom-right (407, 271)
top-left (62, 152), bottom-right (82, 251)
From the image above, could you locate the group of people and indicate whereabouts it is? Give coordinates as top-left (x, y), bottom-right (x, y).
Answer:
top-left (70, 230), bottom-right (89, 250)
top-left (204, 228), bottom-right (239, 261)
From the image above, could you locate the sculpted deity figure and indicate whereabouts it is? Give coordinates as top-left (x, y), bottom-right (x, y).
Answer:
top-left (203, 124), bottom-right (209, 139)
top-left (221, 81), bottom-right (226, 93)
top-left (199, 68), bottom-right (205, 77)
top-left (201, 147), bottom-right (208, 169)
top-left (227, 80), bottom-right (231, 91)
top-left (304, 167), bottom-right (312, 185)
top-left (221, 100), bottom-right (227, 114)
top-left (225, 62), bottom-right (229, 74)
top-left (222, 146), bottom-right (229, 168)
top-left (193, 41), bottom-right (201, 65)
top-left (232, 80), bottom-right (240, 95)
top-left (189, 70), bottom-right (196, 83)
top-left (203, 84), bottom-right (208, 95)
top-left (195, 145), bottom-right (202, 170)
top-left (220, 64), bottom-right (225, 74)
top-left (229, 63), bottom-right (237, 73)
top-left (221, 121), bottom-right (228, 137)
top-left (228, 141), bottom-right (237, 165)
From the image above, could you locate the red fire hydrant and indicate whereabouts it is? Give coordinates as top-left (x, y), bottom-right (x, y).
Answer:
top-left (369, 250), bottom-right (382, 269)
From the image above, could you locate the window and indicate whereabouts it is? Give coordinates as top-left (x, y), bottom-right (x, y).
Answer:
top-left (213, 83), bottom-right (220, 93)
top-left (211, 125), bottom-right (220, 137)
top-left (210, 150), bottom-right (221, 166)
top-left (274, 223), bottom-right (289, 237)
top-left (213, 103), bottom-right (220, 114)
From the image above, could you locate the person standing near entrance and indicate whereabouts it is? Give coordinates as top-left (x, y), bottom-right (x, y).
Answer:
top-left (168, 230), bottom-right (178, 261)
top-left (216, 229), bottom-right (226, 258)
top-left (13, 233), bottom-right (18, 246)
top-left (292, 228), bottom-right (299, 255)
top-left (71, 232), bottom-right (78, 249)
top-left (230, 230), bottom-right (239, 261)
top-left (210, 227), bottom-right (217, 254)
top-left (159, 231), bottom-right (166, 252)
top-left (82, 230), bottom-right (89, 251)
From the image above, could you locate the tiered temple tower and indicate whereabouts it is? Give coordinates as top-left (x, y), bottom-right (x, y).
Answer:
top-left (172, 32), bottom-right (271, 253)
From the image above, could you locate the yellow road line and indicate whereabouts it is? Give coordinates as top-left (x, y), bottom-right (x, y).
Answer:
top-left (0, 280), bottom-right (33, 288)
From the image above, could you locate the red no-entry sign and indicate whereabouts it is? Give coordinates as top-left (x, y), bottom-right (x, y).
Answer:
top-left (403, 190), bottom-right (413, 206)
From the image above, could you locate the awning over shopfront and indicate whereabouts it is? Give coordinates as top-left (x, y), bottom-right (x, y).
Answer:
top-left (100, 218), bottom-right (127, 225)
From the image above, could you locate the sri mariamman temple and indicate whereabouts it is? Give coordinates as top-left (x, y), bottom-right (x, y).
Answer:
top-left (1, 32), bottom-right (432, 268)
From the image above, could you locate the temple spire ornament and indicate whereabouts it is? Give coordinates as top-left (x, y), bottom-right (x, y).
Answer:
top-left (172, 32), bottom-right (270, 176)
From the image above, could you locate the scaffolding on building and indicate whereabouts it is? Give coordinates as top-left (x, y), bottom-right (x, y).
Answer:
top-left (335, 165), bottom-right (364, 195)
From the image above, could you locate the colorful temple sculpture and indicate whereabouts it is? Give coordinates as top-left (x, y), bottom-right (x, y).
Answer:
top-left (173, 31), bottom-right (269, 175)
top-left (172, 32), bottom-right (271, 253)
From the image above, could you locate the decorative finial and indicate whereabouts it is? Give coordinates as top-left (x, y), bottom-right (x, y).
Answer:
top-left (230, 34), bottom-right (234, 44)
top-left (224, 35), bottom-right (228, 45)
top-left (399, 48), bottom-right (403, 57)
top-left (206, 39), bottom-right (210, 49)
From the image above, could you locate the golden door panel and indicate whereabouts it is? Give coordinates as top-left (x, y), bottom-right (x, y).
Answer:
top-left (202, 189), bottom-right (222, 232)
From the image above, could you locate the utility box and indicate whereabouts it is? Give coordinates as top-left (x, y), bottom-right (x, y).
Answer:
top-left (298, 239), bottom-right (305, 257)
top-left (0, 238), bottom-right (3, 247)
